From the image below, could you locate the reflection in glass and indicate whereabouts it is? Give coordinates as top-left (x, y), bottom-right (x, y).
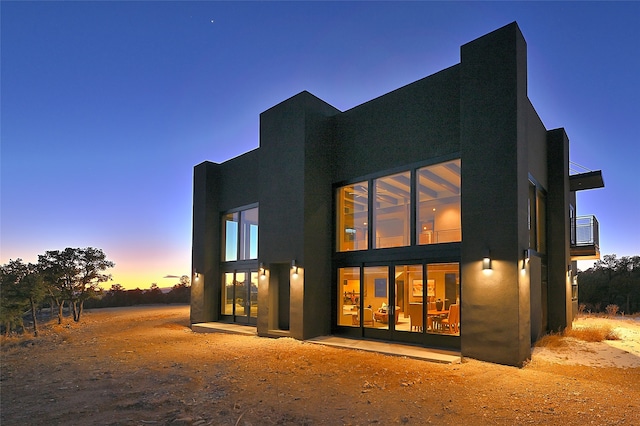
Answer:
top-left (536, 190), bottom-right (546, 254)
top-left (223, 207), bottom-right (259, 261)
top-left (235, 272), bottom-right (247, 316)
top-left (222, 272), bottom-right (234, 315)
top-left (223, 213), bottom-right (239, 261)
top-left (250, 271), bottom-right (259, 318)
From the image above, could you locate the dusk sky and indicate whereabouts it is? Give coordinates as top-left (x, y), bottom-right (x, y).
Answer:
top-left (2, 2), bottom-right (639, 289)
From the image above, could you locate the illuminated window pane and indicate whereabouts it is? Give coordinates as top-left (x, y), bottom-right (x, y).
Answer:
top-left (417, 159), bottom-right (461, 244)
top-left (397, 264), bottom-right (423, 333)
top-left (374, 172), bottom-right (411, 248)
top-left (222, 272), bottom-right (234, 315)
top-left (363, 266), bottom-right (388, 329)
top-left (336, 182), bottom-right (368, 251)
top-left (426, 263), bottom-right (460, 335)
top-left (337, 267), bottom-right (360, 327)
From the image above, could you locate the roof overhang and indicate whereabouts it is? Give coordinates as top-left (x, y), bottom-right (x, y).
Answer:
top-left (570, 170), bottom-right (604, 192)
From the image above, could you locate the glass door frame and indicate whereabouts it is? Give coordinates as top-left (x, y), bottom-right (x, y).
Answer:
top-left (221, 265), bottom-right (258, 326)
top-left (334, 258), bottom-right (461, 350)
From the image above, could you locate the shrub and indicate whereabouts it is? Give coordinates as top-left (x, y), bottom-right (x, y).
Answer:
top-left (536, 324), bottom-right (620, 348)
top-left (605, 304), bottom-right (619, 317)
top-left (534, 332), bottom-right (566, 348)
top-left (578, 304), bottom-right (587, 315)
top-left (565, 325), bottom-right (620, 342)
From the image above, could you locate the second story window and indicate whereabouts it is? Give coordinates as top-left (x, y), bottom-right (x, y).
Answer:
top-left (336, 158), bottom-right (461, 252)
top-left (222, 206), bottom-right (259, 261)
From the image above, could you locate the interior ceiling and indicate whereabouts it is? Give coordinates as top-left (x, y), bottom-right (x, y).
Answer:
top-left (341, 160), bottom-right (461, 211)
top-left (377, 161), bottom-right (461, 205)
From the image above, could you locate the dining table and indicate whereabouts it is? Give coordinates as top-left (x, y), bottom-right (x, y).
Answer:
top-left (427, 309), bottom-right (449, 331)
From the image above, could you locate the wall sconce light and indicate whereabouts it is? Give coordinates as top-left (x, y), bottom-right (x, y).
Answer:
top-left (260, 263), bottom-right (266, 280)
top-left (522, 249), bottom-right (529, 270)
top-left (291, 259), bottom-right (299, 276)
top-left (194, 271), bottom-right (200, 279)
top-left (567, 264), bottom-right (572, 275)
top-left (482, 251), bottom-right (492, 270)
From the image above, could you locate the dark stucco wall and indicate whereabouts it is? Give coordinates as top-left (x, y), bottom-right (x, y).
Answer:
top-left (332, 66), bottom-right (461, 182)
top-left (459, 22), bottom-right (532, 366)
top-left (258, 91), bottom-right (340, 339)
top-left (546, 128), bottom-right (571, 331)
top-left (526, 100), bottom-right (549, 189)
top-left (191, 161), bottom-right (220, 324)
top-left (190, 150), bottom-right (260, 324)
top-left (217, 149), bottom-right (260, 211)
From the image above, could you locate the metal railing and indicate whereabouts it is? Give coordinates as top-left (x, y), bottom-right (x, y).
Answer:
top-left (572, 215), bottom-right (599, 248)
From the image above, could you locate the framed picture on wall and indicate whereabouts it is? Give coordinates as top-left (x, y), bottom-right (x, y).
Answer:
top-left (374, 278), bottom-right (387, 298)
top-left (427, 279), bottom-right (435, 297)
top-left (412, 280), bottom-right (423, 297)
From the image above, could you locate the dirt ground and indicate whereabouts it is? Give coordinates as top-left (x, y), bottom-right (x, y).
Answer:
top-left (1, 305), bottom-right (639, 425)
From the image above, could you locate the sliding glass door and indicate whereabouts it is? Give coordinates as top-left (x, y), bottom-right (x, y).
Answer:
top-left (336, 262), bottom-right (460, 343)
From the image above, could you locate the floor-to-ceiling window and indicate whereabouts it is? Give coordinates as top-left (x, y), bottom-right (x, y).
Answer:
top-left (335, 263), bottom-right (460, 338)
top-left (338, 267), bottom-right (360, 327)
top-left (334, 158), bottom-right (461, 346)
top-left (220, 204), bottom-right (259, 324)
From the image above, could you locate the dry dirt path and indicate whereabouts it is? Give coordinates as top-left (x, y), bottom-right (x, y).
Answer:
top-left (1, 305), bottom-right (639, 425)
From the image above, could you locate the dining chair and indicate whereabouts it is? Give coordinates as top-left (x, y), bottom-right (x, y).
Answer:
top-left (441, 303), bottom-right (460, 334)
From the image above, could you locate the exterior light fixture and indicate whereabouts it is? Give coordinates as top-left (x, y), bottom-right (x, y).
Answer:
top-left (522, 249), bottom-right (529, 270)
top-left (291, 260), bottom-right (299, 276)
top-left (482, 251), bottom-right (491, 270)
top-left (260, 263), bottom-right (266, 279)
top-left (194, 271), bottom-right (200, 279)
top-left (567, 264), bottom-right (572, 275)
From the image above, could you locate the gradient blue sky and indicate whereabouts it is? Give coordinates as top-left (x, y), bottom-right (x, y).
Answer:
top-left (2, 2), bottom-right (639, 289)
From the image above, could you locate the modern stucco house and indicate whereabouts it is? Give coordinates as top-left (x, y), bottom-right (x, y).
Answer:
top-left (190, 22), bottom-right (603, 367)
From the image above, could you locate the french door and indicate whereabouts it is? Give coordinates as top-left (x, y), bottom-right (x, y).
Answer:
top-left (222, 270), bottom-right (258, 325)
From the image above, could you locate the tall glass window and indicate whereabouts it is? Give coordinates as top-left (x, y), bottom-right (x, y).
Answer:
top-left (222, 206), bottom-right (259, 261)
top-left (416, 159), bottom-right (461, 244)
top-left (426, 263), bottom-right (460, 335)
top-left (374, 171), bottom-right (411, 248)
top-left (222, 272), bottom-right (235, 314)
top-left (528, 181), bottom-right (546, 254)
top-left (337, 267), bottom-right (361, 327)
top-left (397, 264), bottom-right (423, 333)
top-left (363, 266), bottom-right (389, 328)
top-left (336, 182), bottom-right (368, 251)
top-left (240, 207), bottom-right (259, 260)
top-left (536, 190), bottom-right (546, 254)
top-left (223, 213), bottom-right (239, 261)
top-left (336, 159), bottom-right (461, 252)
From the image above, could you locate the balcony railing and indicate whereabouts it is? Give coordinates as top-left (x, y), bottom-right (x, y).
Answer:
top-left (571, 215), bottom-right (600, 260)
